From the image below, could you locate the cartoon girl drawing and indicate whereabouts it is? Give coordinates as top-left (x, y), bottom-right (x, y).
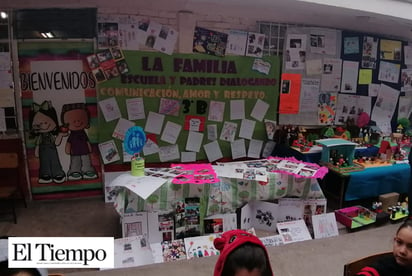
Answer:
top-left (61, 103), bottom-right (97, 181)
top-left (29, 101), bottom-right (66, 184)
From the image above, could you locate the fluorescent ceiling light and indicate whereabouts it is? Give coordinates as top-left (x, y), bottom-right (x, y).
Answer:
top-left (0, 12), bottom-right (7, 19)
top-left (40, 32), bottom-right (54, 38)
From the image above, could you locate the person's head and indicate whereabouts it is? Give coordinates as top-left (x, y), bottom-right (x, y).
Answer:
top-left (61, 103), bottom-right (90, 131)
top-left (393, 219), bottom-right (412, 268)
top-left (213, 230), bottom-right (273, 276)
top-left (29, 101), bottom-right (59, 136)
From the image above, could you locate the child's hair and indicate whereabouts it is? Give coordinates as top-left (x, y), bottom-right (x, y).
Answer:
top-left (29, 101), bottom-right (59, 137)
top-left (0, 260), bottom-right (42, 276)
top-left (213, 230), bottom-right (273, 276)
top-left (221, 243), bottom-right (271, 276)
top-left (60, 103), bottom-right (90, 125)
top-left (396, 219), bottom-right (412, 235)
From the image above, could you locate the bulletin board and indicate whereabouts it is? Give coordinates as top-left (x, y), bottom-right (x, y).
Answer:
top-left (279, 26), bottom-right (342, 126)
top-left (278, 26), bottom-right (408, 128)
top-left (97, 51), bottom-right (280, 164)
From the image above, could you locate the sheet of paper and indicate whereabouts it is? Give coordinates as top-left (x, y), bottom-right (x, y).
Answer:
top-left (264, 119), bottom-right (277, 140)
top-left (358, 69), bottom-right (372, 85)
top-left (335, 94), bottom-right (371, 124)
top-left (226, 30), bottom-right (247, 56)
top-left (279, 73), bottom-right (302, 114)
top-left (309, 28), bottom-right (337, 55)
top-left (262, 141), bottom-right (276, 158)
top-left (247, 139), bottom-right (263, 158)
top-left (401, 69), bottom-right (412, 92)
top-left (230, 139), bottom-right (246, 160)
top-left (238, 119), bottom-right (256, 140)
top-left (252, 58), bottom-right (271, 75)
top-left (158, 144), bottom-right (180, 162)
top-left (126, 97), bottom-right (145, 120)
top-left (340, 60), bottom-right (359, 93)
top-left (398, 96), bottom-right (412, 119)
top-left (143, 138), bottom-right (159, 156)
top-left (230, 99), bottom-right (245, 120)
top-left (99, 140), bottom-right (120, 164)
top-left (220, 121), bottom-right (238, 142)
top-left (312, 213), bottom-right (339, 239)
top-left (110, 173), bottom-right (167, 200)
top-left (0, 53), bottom-right (11, 71)
top-left (318, 92), bottom-right (337, 125)
top-left (245, 32), bottom-right (265, 58)
top-left (300, 78), bottom-right (320, 113)
top-left (378, 60), bottom-right (400, 83)
top-left (181, 151), bottom-right (197, 163)
top-left (0, 88), bottom-right (15, 107)
top-left (203, 140), bottom-right (223, 162)
top-left (321, 58), bottom-right (342, 92)
top-left (404, 45), bottom-right (412, 65)
top-left (380, 39), bottom-right (402, 61)
top-left (305, 59), bottom-right (322, 75)
top-left (144, 111), bottom-right (165, 135)
top-left (153, 25), bottom-right (178, 55)
top-left (186, 131), bottom-right (204, 152)
top-left (362, 36), bottom-right (378, 69)
top-left (285, 33), bottom-right (307, 70)
top-left (207, 124), bottom-right (218, 140)
top-left (160, 121), bottom-right (182, 144)
top-left (113, 118), bottom-right (135, 140)
top-left (208, 101), bottom-right (225, 122)
top-left (99, 97), bottom-right (122, 122)
top-left (159, 98), bottom-right (180, 116)
top-left (343, 36), bottom-right (359, 54)
top-left (371, 84), bottom-right (400, 123)
top-left (250, 99), bottom-right (269, 121)
top-left (368, 83), bottom-right (380, 97)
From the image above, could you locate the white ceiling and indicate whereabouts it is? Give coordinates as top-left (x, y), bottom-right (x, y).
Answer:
top-left (2, 0), bottom-right (412, 40)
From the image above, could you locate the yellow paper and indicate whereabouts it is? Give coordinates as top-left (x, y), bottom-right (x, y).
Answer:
top-left (380, 39), bottom-right (402, 60)
top-left (358, 69), bottom-right (372, 85)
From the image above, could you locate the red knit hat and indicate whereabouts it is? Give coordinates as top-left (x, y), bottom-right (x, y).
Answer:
top-left (213, 229), bottom-right (273, 276)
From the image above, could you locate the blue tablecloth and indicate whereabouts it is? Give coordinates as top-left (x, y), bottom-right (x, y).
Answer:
top-left (345, 163), bottom-right (411, 201)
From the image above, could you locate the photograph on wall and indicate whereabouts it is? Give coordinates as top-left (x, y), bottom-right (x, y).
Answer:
top-left (245, 32), bottom-right (265, 58)
top-left (19, 41), bottom-right (103, 200)
top-left (309, 28), bottom-right (337, 55)
top-left (285, 33), bottom-right (307, 70)
top-left (343, 36), bottom-right (359, 54)
top-left (193, 26), bottom-right (228, 57)
top-left (380, 39), bottom-right (402, 61)
top-left (361, 36), bottom-right (378, 69)
top-left (226, 30), bottom-right (248, 56)
top-left (97, 22), bottom-right (119, 49)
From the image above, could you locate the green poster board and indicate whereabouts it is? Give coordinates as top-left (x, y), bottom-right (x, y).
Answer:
top-left (98, 51), bottom-right (280, 163)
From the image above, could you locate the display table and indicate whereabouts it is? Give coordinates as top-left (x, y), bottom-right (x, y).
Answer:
top-left (320, 163), bottom-right (410, 208)
top-left (272, 144), bottom-right (379, 164)
top-left (113, 172), bottom-right (325, 216)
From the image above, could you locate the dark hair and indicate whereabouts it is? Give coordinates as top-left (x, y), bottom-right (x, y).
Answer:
top-left (0, 260), bottom-right (42, 276)
top-left (221, 243), bottom-right (271, 276)
top-left (29, 101), bottom-right (59, 137)
top-left (60, 103), bottom-right (90, 125)
top-left (396, 219), bottom-right (412, 235)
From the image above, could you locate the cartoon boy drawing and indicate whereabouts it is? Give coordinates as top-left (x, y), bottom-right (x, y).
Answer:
top-left (61, 103), bottom-right (97, 181)
top-left (29, 101), bottom-right (66, 184)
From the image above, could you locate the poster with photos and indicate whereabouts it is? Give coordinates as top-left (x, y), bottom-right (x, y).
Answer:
top-left (97, 22), bottom-right (119, 49)
top-left (362, 36), bottom-right (378, 69)
top-left (285, 33), bottom-right (307, 70)
top-left (98, 139), bottom-right (120, 164)
top-left (193, 27), bottom-right (228, 57)
top-left (245, 32), bottom-right (265, 58)
top-left (87, 47), bottom-right (129, 83)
